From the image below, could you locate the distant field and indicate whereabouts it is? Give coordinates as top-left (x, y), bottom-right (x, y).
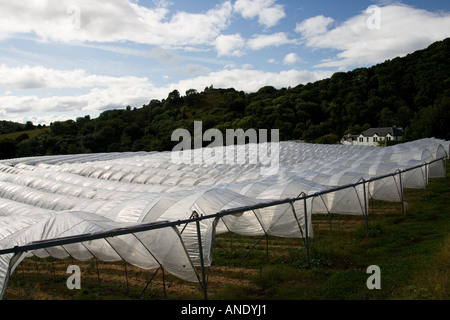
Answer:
top-left (0, 127), bottom-right (50, 141)
top-left (3, 167), bottom-right (449, 301)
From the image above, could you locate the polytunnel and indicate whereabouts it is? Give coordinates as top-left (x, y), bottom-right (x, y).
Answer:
top-left (428, 143), bottom-right (448, 178)
top-left (0, 211), bottom-right (200, 299)
top-left (0, 138), bottom-right (448, 299)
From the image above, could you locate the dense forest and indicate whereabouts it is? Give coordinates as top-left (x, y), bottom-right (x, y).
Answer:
top-left (1, 38), bottom-right (449, 160)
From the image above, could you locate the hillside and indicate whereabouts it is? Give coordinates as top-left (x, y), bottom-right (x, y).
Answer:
top-left (1, 38), bottom-right (449, 160)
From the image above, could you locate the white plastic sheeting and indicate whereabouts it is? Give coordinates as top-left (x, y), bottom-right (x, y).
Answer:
top-left (0, 138), bottom-right (448, 298)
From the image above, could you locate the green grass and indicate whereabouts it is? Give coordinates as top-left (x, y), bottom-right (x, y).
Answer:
top-left (4, 168), bottom-right (450, 300)
top-left (0, 127), bottom-right (50, 141)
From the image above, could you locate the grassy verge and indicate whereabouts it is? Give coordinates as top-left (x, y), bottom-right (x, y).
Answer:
top-left (4, 168), bottom-right (449, 300)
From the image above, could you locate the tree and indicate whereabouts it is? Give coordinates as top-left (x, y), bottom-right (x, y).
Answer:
top-left (379, 107), bottom-right (396, 127)
top-left (15, 133), bottom-right (29, 143)
top-left (186, 89), bottom-right (198, 96)
top-left (50, 120), bottom-right (78, 136)
top-left (24, 121), bottom-right (34, 130)
top-left (168, 89), bottom-right (181, 101)
top-left (432, 97), bottom-right (450, 140)
top-left (0, 139), bottom-right (17, 159)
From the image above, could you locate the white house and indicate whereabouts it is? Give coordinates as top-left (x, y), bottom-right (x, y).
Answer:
top-left (355, 127), bottom-right (404, 146)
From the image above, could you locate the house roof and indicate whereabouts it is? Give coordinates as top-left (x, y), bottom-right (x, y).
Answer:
top-left (342, 134), bottom-right (359, 140)
top-left (361, 127), bottom-right (404, 137)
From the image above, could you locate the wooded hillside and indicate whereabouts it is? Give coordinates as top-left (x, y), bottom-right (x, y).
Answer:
top-left (1, 38), bottom-right (449, 160)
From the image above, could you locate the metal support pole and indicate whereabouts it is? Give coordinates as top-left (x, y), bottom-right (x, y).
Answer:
top-left (35, 259), bottom-right (39, 281)
top-left (445, 156), bottom-right (448, 189)
top-left (249, 209), bottom-right (269, 261)
top-left (362, 180), bottom-right (369, 231)
top-left (193, 211), bottom-right (208, 300)
top-left (52, 260), bottom-right (56, 282)
top-left (242, 234), bottom-right (265, 259)
top-left (140, 268), bottom-right (160, 298)
top-left (289, 202), bottom-right (304, 238)
top-left (398, 171), bottom-right (405, 216)
top-left (303, 198), bottom-right (310, 269)
top-left (229, 232), bottom-right (233, 251)
top-left (162, 267), bottom-right (166, 299)
top-left (317, 195), bottom-right (331, 230)
top-left (95, 258), bottom-right (101, 290)
top-left (369, 181), bottom-right (375, 216)
top-left (123, 261), bottom-right (129, 294)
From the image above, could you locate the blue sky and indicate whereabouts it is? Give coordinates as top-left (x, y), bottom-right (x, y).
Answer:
top-left (1, 0), bottom-right (450, 125)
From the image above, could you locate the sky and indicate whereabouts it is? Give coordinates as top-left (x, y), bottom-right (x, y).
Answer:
top-left (1, 0), bottom-right (450, 125)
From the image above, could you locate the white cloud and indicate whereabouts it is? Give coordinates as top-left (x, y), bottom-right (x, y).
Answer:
top-left (298, 4), bottom-right (450, 69)
top-left (0, 64), bottom-right (147, 90)
top-left (247, 32), bottom-right (294, 50)
top-left (152, 0), bottom-right (173, 8)
top-left (0, 65), bottom-right (332, 124)
top-left (0, 64), bottom-right (156, 124)
top-left (150, 47), bottom-right (181, 65)
top-left (215, 34), bottom-right (245, 57)
top-left (216, 31), bottom-right (296, 56)
top-left (0, 0), bottom-right (233, 47)
top-left (295, 15), bottom-right (335, 37)
top-left (283, 53), bottom-right (301, 65)
top-left (160, 68), bottom-right (332, 97)
top-left (0, 83), bottom-right (156, 125)
top-left (234, 0), bottom-right (285, 28)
